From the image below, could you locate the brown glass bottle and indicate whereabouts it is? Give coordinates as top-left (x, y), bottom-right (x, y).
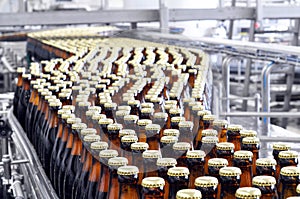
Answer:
top-left (297, 184), bottom-right (300, 196)
top-left (201, 136), bottom-right (218, 175)
top-left (242, 137), bottom-right (260, 176)
top-left (226, 124), bottom-right (243, 151)
top-left (197, 129), bottom-right (218, 150)
top-left (194, 110), bottom-right (211, 150)
top-left (17, 73), bottom-right (31, 128)
top-left (255, 158), bottom-right (276, 178)
top-left (167, 167), bottom-right (190, 199)
top-left (276, 150), bottom-right (298, 181)
top-left (137, 119), bottom-right (152, 142)
top-left (233, 150), bottom-right (253, 187)
top-left (235, 187), bottom-right (261, 199)
top-left (252, 176), bottom-right (278, 199)
top-left (176, 189), bottom-right (202, 199)
top-left (272, 143), bottom-right (291, 163)
top-left (153, 112), bottom-right (168, 138)
top-left (145, 124), bottom-right (161, 150)
top-left (240, 129), bottom-right (257, 144)
top-left (107, 123), bottom-right (122, 153)
top-left (25, 80), bottom-right (39, 134)
top-left (115, 110), bottom-right (130, 125)
top-left (118, 165), bottom-right (140, 199)
top-left (143, 150), bottom-right (161, 178)
top-left (219, 167), bottom-right (242, 199)
top-left (212, 119), bottom-right (228, 143)
top-left (178, 121), bottom-right (194, 143)
top-left (170, 116), bottom-right (185, 130)
top-left (121, 135), bottom-right (138, 165)
top-left (202, 114), bottom-right (215, 129)
top-left (141, 177), bottom-right (165, 199)
top-left (195, 176), bottom-right (218, 199)
top-left (172, 142), bottom-right (191, 167)
top-left (13, 67), bottom-right (26, 116)
top-left (128, 99), bottom-right (141, 116)
top-left (98, 118), bottom-right (114, 143)
top-left (160, 136), bottom-right (178, 158)
top-left (123, 114), bottom-right (139, 130)
top-left (186, 150), bottom-right (205, 188)
top-left (216, 142), bottom-right (235, 166)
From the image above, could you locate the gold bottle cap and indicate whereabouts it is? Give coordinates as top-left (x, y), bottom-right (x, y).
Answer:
top-left (118, 105), bottom-right (131, 111)
top-left (169, 108), bottom-right (182, 115)
top-left (164, 104), bottom-right (176, 111)
top-left (154, 112), bottom-right (168, 119)
top-left (219, 166), bottom-right (242, 176)
top-left (278, 150), bottom-right (298, 159)
top-left (213, 119), bottom-right (228, 127)
top-left (17, 67), bottom-right (26, 73)
top-left (22, 73), bottom-right (31, 79)
top-left (141, 102), bottom-right (154, 109)
top-left (235, 187), bottom-right (261, 199)
top-left (195, 176), bottom-right (218, 187)
top-left (256, 158), bottom-right (277, 166)
top-left (178, 121), bottom-right (194, 128)
top-left (240, 129), bottom-right (257, 137)
top-left (183, 98), bottom-right (195, 103)
top-left (80, 128), bottom-right (97, 136)
top-left (108, 157), bottom-right (128, 166)
top-left (161, 136), bottom-right (178, 144)
top-left (203, 115), bottom-right (216, 121)
top-left (92, 113), bottom-right (106, 121)
top-left (66, 117), bottom-right (81, 124)
top-left (90, 141), bottom-right (108, 150)
top-left (157, 158), bottom-right (177, 167)
top-left (117, 165), bottom-right (139, 175)
top-left (71, 122), bottom-right (87, 130)
top-left (119, 129), bottom-right (136, 137)
top-left (88, 106), bottom-right (101, 112)
top-left (128, 100), bottom-right (140, 106)
top-left (58, 110), bottom-right (70, 115)
top-left (107, 123), bottom-right (122, 131)
top-left (272, 143), bottom-right (291, 150)
top-left (137, 119), bottom-right (152, 126)
top-left (99, 118), bottom-right (114, 125)
top-left (72, 85), bottom-right (82, 91)
top-left (141, 107), bottom-right (154, 114)
top-left (208, 158), bottom-right (229, 167)
top-left (167, 167), bottom-right (190, 176)
top-left (99, 149), bottom-right (118, 158)
top-left (242, 137), bottom-right (260, 144)
top-left (49, 101), bottom-right (62, 107)
top-left (116, 110), bottom-right (130, 117)
top-left (142, 177), bottom-right (165, 188)
top-left (173, 142), bottom-right (191, 151)
top-left (171, 116), bottom-right (186, 123)
top-left (162, 129), bottom-right (179, 137)
top-left (252, 176), bottom-right (276, 186)
top-left (131, 142), bottom-right (149, 150)
top-left (186, 150), bottom-right (206, 159)
top-left (197, 110), bottom-right (211, 116)
top-left (192, 105), bottom-right (204, 111)
top-left (123, 115), bottom-right (139, 122)
top-left (216, 142), bottom-right (235, 150)
top-left (83, 134), bottom-right (101, 142)
top-left (48, 85), bottom-right (59, 91)
top-left (234, 150), bottom-right (253, 159)
top-left (145, 124), bottom-right (161, 131)
top-left (61, 113), bottom-right (75, 120)
top-left (62, 105), bottom-right (75, 112)
top-left (86, 110), bottom-right (97, 117)
top-left (227, 124), bottom-right (243, 131)
top-left (150, 96), bottom-right (163, 103)
top-left (176, 189), bottom-right (202, 199)
top-left (297, 184), bottom-right (300, 193)
top-left (143, 150), bottom-right (161, 159)
top-left (202, 136), bottom-right (219, 144)
top-left (202, 129), bottom-right (218, 137)
top-left (58, 92), bottom-right (69, 98)
top-left (121, 135), bottom-right (138, 143)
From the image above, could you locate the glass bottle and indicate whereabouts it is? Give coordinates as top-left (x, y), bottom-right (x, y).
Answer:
top-left (143, 150), bottom-right (161, 178)
top-left (233, 150), bottom-right (253, 187)
top-left (145, 124), bottom-right (161, 150)
top-left (160, 136), bottom-right (178, 158)
top-left (176, 189), bottom-right (202, 199)
top-left (167, 167), bottom-right (190, 199)
top-left (212, 119), bottom-right (228, 143)
top-left (276, 150), bottom-right (298, 180)
top-left (194, 110), bottom-right (211, 150)
top-left (172, 142), bottom-right (191, 167)
top-left (252, 176), bottom-right (278, 199)
top-left (140, 107), bottom-right (154, 120)
top-left (107, 123), bottom-right (122, 153)
top-left (163, 129), bottom-right (180, 138)
top-left (115, 110), bottom-right (130, 125)
top-left (219, 167), bottom-right (242, 199)
top-left (256, 158), bottom-right (277, 177)
top-left (117, 165), bottom-right (140, 199)
top-left (202, 114), bottom-right (215, 129)
top-left (98, 118), bottom-right (114, 143)
top-left (153, 112), bottom-right (168, 138)
top-left (128, 99), bottom-right (141, 116)
top-left (121, 135), bottom-right (138, 165)
top-left (137, 119), bottom-right (152, 142)
top-left (235, 187), bottom-right (261, 199)
top-left (178, 121), bottom-right (194, 143)
top-left (240, 129), bottom-right (257, 144)
top-left (201, 136), bottom-right (218, 175)
top-left (141, 177), bottom-right (165, 199)
top-left (195, 176), bottom-right (218, 199)
top-left (197, 129), bottom-right (218, 150)
top-left (226, 124), bottom-right (243, 152)
top-left (25, 80), bottom-right (38, 134)
top-left (123, 114), bottom-right (139, 130)
top-left (272, 143), bottom-right (290, 163)
top-left (186, 150), bottom-right (205, 188)
top-left (297, 184), bottom-right (300, 196)
top-left (13, 67), bottom-right (26, 116)
top-left (170, 116), bottom-right (185, 130)
top-left (17, 73), bottom-right (31, 128)
top-left (242, 137), bottom-right (260, 176)
top-left (216, 142), bottom-right (235, 166)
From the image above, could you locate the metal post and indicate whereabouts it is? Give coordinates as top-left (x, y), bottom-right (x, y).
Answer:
top-left (292, 19), bottom-right (300, 46)
top-left (228, 0), bottom-right (236, 39)
top-left (255, 93), bottom-right (260, 132)
top-left (159, 0), bottom-right (169, 33)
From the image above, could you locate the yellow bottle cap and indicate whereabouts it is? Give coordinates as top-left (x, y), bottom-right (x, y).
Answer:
top-left (117, 165), bottom-right (139, 175)
top-left (219, 167), bottom-right (242, 176)
top-left (90, 141), bottom-right (108, 150)
top-left (208, 158), bottom-right (229, 167)
top-left (256, 158), bottom-right (277, 166)
top-left (156, 158), bottom-right (177, 167)
top-left (252, 176), bottom-right (276, 186)
top-left (186, 150), bottom-right (206, 159)
top-left (167, 167), bottom-right (190, 176)
top-left (195, 176), bottom-right (218, 187)
top-left (143, 150), bottom-right (161, 159)
top-left (142, 177), bottom-right (165, 188)
top-left (176, 189), bottom-right (202, 199)
top-left (235, 187), bottom-right (261, 199)
top-left (130, 142), bottom-right (149, 150)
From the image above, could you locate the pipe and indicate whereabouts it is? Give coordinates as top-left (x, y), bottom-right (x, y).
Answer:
top-left (220, 111), bottom-right (300, 118)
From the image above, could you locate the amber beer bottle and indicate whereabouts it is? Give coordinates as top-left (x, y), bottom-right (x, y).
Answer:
top-left (13, 67), bottom-right (26, 116)
top-left (194, 110), bottom-right (211, 149)
top-left (143, 150), bottom-right (161, 178)
top-left (153, 112), bottom-right (168, 138)
top-left (255, 158), bottom-right (277, 177)
top-left (297, 184), bottom-right (300, 196)
top-left (272, 143), bottom-right (290, 163)
top-left (98, 118), bottom-right (114, 143)
top-left (235, 187), bottom-right (261, 199)
top-left (195, 176), bottom-right (218, 199)
top-left (178, 121), bottom-right (194, 143)
top-left (233, 150), bottom-right (253, 187)
top-left (117, 165), bottom-right (140, 199)
top-left (252, 176), bottom-right (278, 199)
top-left (240, 129), bottom-right (257, 144)
top-left (145, 124), bottom-right (161, 150)
top-left (120, 135), bottom-right (138, 165)
top-left (219, 167), bottom-right (242, 199)
top-left (242, 137), bottom-right (260, 176)
top-left (17, 74), bottom-right (31, 128)
top-left (167, 167), bottom-right (190, 199)
top-left (276, 150), bottom-right (298, 180)
top-left (172, 142), bottom-right (191, 167)
top-left (107, 123), bottom-right (122, 153)
top-left (201, 136), bottom-right (218, 175)
top-left (186, 150), bottom-right (205, 188)
top-left (137, 119), bottom-right (152, 142)
top-left (202, 114), bottom-right (215, 129)
top-left (212, 119), bottom-right (228, 143)
top-left (278, 166), bottom-right (300, 198)
top-left (107, 157), bottom-right (128, 199)
top-left (176, 189), bottom-right (202, 199)
top-left (141, 177), bottom-right (165, 199)
top-left (216, 142), bottom-right (234, 166)
top-left (170, 116), bottom-right (185, 130)
top-left (226, 124), bottom-right (243, 151)
top-left (160, 136), bottom-right (178, 158)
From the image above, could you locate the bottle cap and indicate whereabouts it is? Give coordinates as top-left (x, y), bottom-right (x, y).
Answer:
top-left (80, 128), bottom-right (97, 136)
top-left (117, 165), bottom-right (139, 175)
top-left (131, 142), bottom-right (149, 150)
top-left (90, 141), bottom-right (108, 150)
top-left (145, 124), bottom-right (161, 131)
top-left (273, 143), bottom-right (291, 150)
top-left (201, 136), bottom-right (219, 144)
top-left (191, 105), bottom-right (204, 111)
top-left (123, 115), bottom-right (139, 122)
top-left (240, 129), bottom-right (257, 137)
top-left (176, 189), bottom-right (202, 199)
top-left (202, 115), bottom-right (216, 121)
top-left (219, 167), bottom-right (242, 176)
top-left (62, 105), bottom-right (75, 112)
top-left (213, 119), bottom-right (228, 127)
top-left (128, 100), bottom-right (140, 106)
top-left (121, 135), bottom-right (138, 143)
top-left (183, 98), bottom-right (195, 103)
top-left (161, 136), bottom-right (178, 144)
top-left (143, 150), bottom-right (161, 159)
top-left (100, 149), bottom-right (118, 158)
top-left (88, 106), bottom-right (101, 112)
top-left (71, 122), bottom-right (87, 130)
top-left (197, 110), bottom-right (211, 116)
top-left (167, 167), bottom-right (190, 176)
top-left (256, 158), bottom-right (277, 166)
top-left (67, 117), bottom-right (81, 124)
top-left (169, 108), bottom-right (182, 115)
top-left (119, 129), bottom-right (136, 137)
top-left (278, 150), bottom-right (298, 159)
top-left (286, 197), bottom-right (300, 199)
top-left (227, 124), bottom-right (243, 131)
top-left (242, 137), bottom-right (260, 144)
top-left (156, 158), bottom-right (177, 167)
top-left (137, 119), bottom-right (152, 126)
top-left (92, 113), bottom-right (106, 121)
top-left (104, 102), bottom-right (117, 109)
top-left (186, 150), bottom-right (205, 159)
top-left (235, 187), bottom-right (261, 199)
top-left (216, 142), bottom-right (235, 150)
top-left (141, 102), bottom-right (154, 108)
top-left (178, 121), bottom-right (194, 128)
top-left (116, 110), bottom-right (130, 117)
top-left (280, 166), bottom-right (300, 176)
top-left (142, 177), bottom-right (165, 188)
top-left (297, 184), bottom-right (300, 194)
top-left (61, 113), bottom-right (75, 120)
top-left (202, 129), bottom-right (218, 137)
top-left (163, 129), bottom-right (180, 137)
top-left (171, 117), bottom-right (186, 123)
top-left (252, 176), bottom-right (276, 186)
top-left (49, 101), bottom-right (62, 107)
top-left (195, 176), bottom-right (218, 187)
top-left (154, 112), bottom-right (168, 119)
top-left (141, 108), bottom-right (154, 114)
top-left (118, 105), bottom-right (131, 111)
top-left (86, 110), bottom-right (97, 117)
top-left (83, 134), bottom-right (101, 142)
top-left (208, 158), bottom-right (229, 167)
top-left (234, 150), bottom-right (253, 159)
top-left (58, 110), bottom-right (71, 115)
top-left (173, 142), bottom-right (191, 151)
top-left (107, 123), bottom-right (122, 131)
top-left (99, 118), bottom-right (114, 125)
top-left (108, 157), bottom-right (128, 166)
